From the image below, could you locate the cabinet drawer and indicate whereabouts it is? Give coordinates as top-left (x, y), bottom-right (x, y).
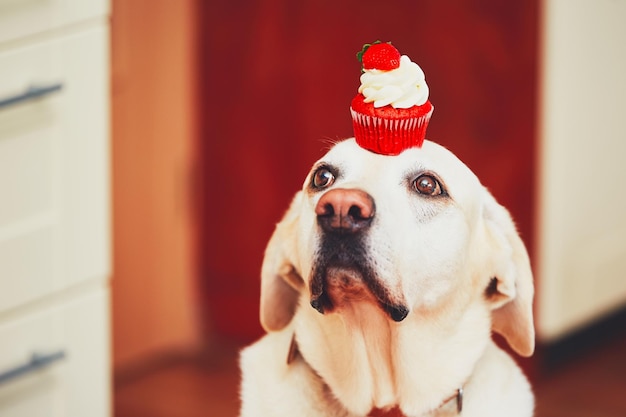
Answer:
top-left (0, 24), bottom-right (110, 312)
top-left (0, 288), bottom-right (109, 417)
top-left (0, 0), bottom-right (108, 45)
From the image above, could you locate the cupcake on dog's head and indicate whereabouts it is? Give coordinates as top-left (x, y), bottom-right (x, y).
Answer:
top-left (350, 41), bottom-right (433, 155)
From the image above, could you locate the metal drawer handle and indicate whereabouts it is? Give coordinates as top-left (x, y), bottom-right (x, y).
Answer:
top-left (0, 83), bottom-right (64, 110)
top-left (0, 350), bottom-right (66, 385)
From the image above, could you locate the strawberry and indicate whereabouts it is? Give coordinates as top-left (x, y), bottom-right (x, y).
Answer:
top-left (357, 41), bottom-right (401, 71)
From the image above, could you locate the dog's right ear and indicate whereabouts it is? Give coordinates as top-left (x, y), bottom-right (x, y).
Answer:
top-left (260, 192), bottom-right (305, 332)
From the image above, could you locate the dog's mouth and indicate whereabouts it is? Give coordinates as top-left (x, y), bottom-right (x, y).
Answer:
top-left (309, 236), bottom-right (409, 322)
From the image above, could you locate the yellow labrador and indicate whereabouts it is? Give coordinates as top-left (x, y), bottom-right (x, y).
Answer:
top-left (240, 139), bottom-right (534, 417)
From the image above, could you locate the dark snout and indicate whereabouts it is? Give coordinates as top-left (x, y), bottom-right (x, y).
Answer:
top-left (315, 188), bottom-right (375, 234)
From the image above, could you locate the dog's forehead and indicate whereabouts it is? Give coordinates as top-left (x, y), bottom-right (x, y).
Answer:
top-left (317, 139), bottom-right (479, 189)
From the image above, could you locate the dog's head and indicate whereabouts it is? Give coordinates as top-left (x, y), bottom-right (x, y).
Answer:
top-left (259, 139), bottom-right (534, 357)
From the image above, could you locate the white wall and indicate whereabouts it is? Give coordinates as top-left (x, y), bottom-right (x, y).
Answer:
top-left (537, 0), bottom-right (626, 341)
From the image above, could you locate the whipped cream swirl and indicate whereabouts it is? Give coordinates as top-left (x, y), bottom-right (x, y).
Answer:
top-left (358, 55), bottom-right (429, 108)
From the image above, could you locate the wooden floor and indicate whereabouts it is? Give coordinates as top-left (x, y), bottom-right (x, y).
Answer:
top-left (533, 331), bottom-right (626, 417)
top-left (114, 333), bottom-right (626, 417)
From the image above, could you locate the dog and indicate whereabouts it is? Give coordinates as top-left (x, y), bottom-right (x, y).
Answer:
top-left (239, 138), bottom-right (535, 417)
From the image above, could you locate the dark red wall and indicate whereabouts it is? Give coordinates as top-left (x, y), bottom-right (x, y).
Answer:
top-left (198, 0), bottom-right (539, 343)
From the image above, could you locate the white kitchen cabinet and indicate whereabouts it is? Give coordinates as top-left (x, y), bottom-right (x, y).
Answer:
top-left (0, 1), bottom-right (111, 416)
top-left (0, 289), bottom-right (109, 417)
top-left (537, 0), bottom-right (626, 341)
top-left (0, 0), bottom-right (108, 45)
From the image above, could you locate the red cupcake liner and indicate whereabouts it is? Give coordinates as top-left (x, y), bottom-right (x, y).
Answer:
top-left (350, 104), bottom-right (433, 155)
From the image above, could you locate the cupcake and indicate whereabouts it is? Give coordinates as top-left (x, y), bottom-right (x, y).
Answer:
top-left (350, 41), bottom-right (433, 155)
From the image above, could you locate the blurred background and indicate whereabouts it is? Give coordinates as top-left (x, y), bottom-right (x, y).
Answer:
top-left (0, 0), bottom-right (625, 416)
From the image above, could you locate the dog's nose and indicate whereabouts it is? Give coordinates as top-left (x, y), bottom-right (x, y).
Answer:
top-left (315, 188), bottom-right (375, 233)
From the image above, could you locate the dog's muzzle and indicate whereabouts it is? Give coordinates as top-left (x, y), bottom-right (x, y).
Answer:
top-left (310, 188), bottom-right (409, 322)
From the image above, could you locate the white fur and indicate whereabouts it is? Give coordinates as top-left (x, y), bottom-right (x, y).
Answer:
top-left (240, 139), bottom-right (535, 417)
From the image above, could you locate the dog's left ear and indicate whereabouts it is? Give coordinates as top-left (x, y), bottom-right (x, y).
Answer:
top-left (481, 189), bottom-right (535, 357)
top-left (259, 192), bottom-right (305, 332)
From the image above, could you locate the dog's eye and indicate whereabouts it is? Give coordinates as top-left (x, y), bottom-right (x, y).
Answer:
top-left (413, 174), bottom-right (444, 196)
top-left (312, 167), bottom-right (335, 189)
